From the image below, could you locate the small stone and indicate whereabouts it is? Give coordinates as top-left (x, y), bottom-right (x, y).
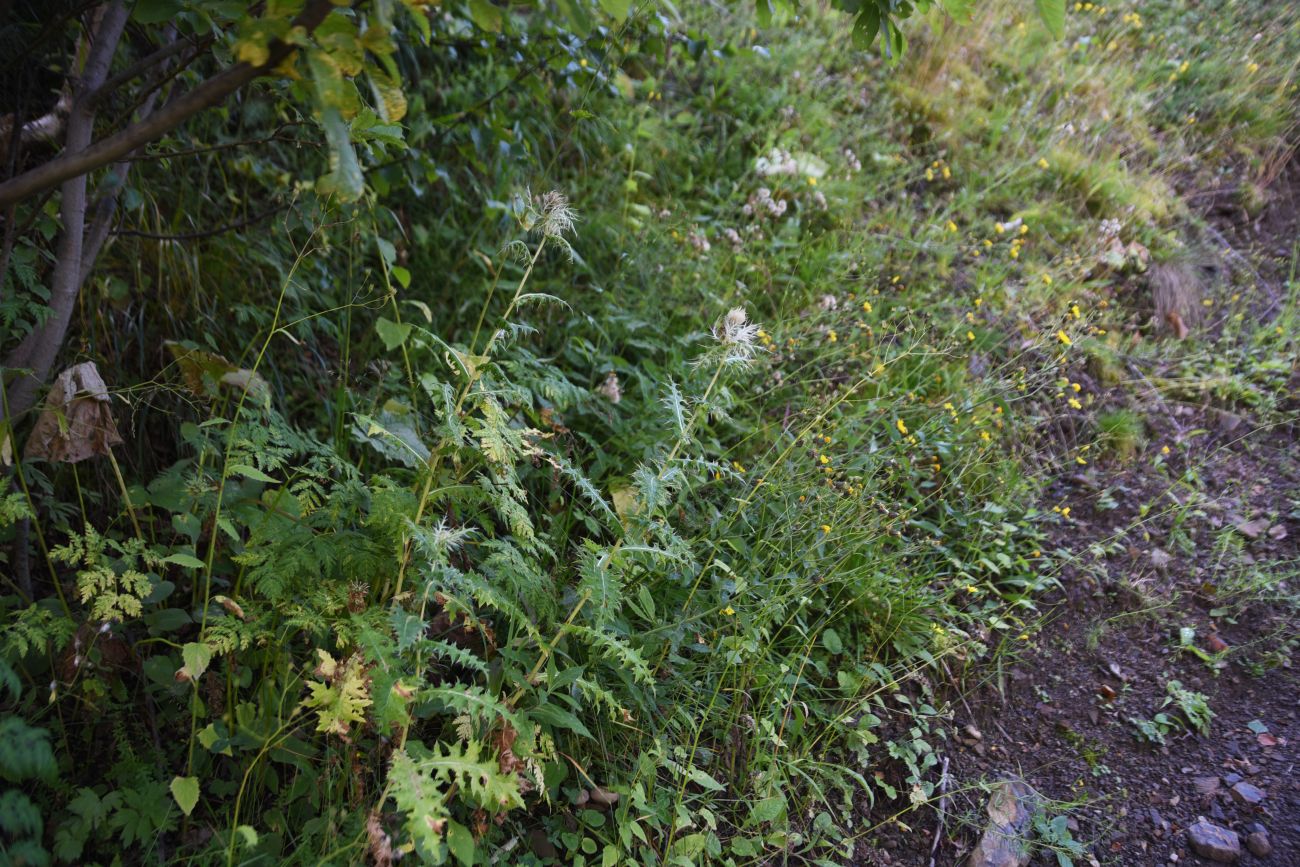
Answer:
top-left (967, 780), bottom-right (1039, 867)
top-left (588, 786), bottom-right (619, 806)
top-left (1231, 781), bottom-right (1266, 806)
top-left (1223, 773), bottom-right (1243, 785)
top-left (1235, 518), bottom-right (1269, 539)
top-left (1246, 831), bottom-right (1272, 857)
top-left (1187, 818), bottom-right (1241, 863)
top-left (1194, 777), bottom-right (1221, 796)
top-left (527, 829), bottom-right (558, 860)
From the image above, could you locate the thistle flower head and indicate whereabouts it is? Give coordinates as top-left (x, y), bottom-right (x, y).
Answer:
top-left (536, 190), bottom-right (577, 238)
top-left (711, 306), bottom-right (763, 366)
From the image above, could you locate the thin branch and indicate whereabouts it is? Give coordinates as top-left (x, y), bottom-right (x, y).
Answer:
top-left (123, 123), bottom-right (309, 161)
top-left (0, 0), bottom-right (338, 209)
top-left (87, 33), bottom-right (214, 105)
top-left (110, 203), bottom-right (290, 241)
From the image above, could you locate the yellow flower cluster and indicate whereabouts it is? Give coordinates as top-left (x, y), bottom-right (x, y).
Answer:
top-left (924, 159), bottom-right (952, 182)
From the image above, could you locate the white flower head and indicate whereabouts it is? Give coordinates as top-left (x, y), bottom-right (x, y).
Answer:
top-left (711, 306), bottom-right (762, 366)
top-left (536, 190), bottom-right (577, 239)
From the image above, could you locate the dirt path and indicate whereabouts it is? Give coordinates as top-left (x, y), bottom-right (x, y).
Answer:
top-left (854, 165), bottom-right (1300, 867)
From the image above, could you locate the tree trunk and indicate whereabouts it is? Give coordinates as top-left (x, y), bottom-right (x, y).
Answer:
top-left (2, 1), bottom-right (129, 422)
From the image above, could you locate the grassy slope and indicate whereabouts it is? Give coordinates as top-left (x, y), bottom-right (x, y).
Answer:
top-left (554, 0), bottom-right (1299, 860)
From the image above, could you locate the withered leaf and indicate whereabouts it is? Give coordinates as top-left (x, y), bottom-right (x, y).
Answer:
top-left (24, 361), bottom-right (123, 463)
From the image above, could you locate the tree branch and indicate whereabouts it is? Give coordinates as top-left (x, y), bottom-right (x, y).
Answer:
top-left (109, 203), bottom-right (289, 241)
top-left (86, 33), bottom-right (214, 106)
top-left (0, 0), bottom-right (337, 209)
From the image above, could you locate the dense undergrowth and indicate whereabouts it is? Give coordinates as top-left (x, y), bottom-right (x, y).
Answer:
top-left (2, 0), bottom-right (1297, 864)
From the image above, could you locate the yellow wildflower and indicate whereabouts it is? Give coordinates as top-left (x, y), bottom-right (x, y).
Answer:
top-left (722, 605), bottom-right (735, 616)
top-left (896, 418), bottom-right (909, 436)
top-left (1057, 330), bottom-right (1073, 346)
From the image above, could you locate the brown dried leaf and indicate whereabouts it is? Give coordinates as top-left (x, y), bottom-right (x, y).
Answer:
top-left (165, 341), bottom-right (269, 405)
top-left (24, 362), bottom-right (123, 463)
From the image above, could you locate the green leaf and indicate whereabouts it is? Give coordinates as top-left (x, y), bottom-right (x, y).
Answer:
top-left (376, 317), bottom-right (413, 351)
top-left (1035, 0), bottom-right (1065, 38)
top-left (748, 794), bottom-right (786, 825)
top-left (391, 265), bottom-right (412, 289)
top-left (938, 0), bottom-right (974, 22)
top-left (316, 107), bottom-right (365, 202)
top-left (170, 776), bottom-right (200, 817)
top-left (852, 6), bottom-right (881, 49)
top-left (821, 628), bottom-right (844, 655)
top-left (598, 0), bottom-right (630, 19)
top-left (687, 767), bottom-right (725, 792)
top-left (180, 643), bottom-right (213, 681)
top-left (468, 0), bottom-right (503, 32)
top-left (447, 820), bottom-right (476, 865)
top-left (229, 464), bottom-right (277, 483)
top-left (133, 0), bottom-right (183, 24)
top-left (529, 702), bottom-right (593, 739)
top-left (163, 552), bottom-right (206, 569)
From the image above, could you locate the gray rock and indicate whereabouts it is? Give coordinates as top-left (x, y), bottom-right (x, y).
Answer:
top-left (1246, 831), bottom-right (1272, 857)
top-left (1235, 518), bottom-right (1270, 539)
top-left (1231, 781), bottom-right (1266, 806)
top-left (966, 780), bottom-right (1039, 867)
top-left (1186, 818), bottom-right (1241, 863)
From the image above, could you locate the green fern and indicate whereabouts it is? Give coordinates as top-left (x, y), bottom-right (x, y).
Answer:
top-left (1, 605), bottom-right (75, 661)
top-left (0, 716), bottom-right (56, 783)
